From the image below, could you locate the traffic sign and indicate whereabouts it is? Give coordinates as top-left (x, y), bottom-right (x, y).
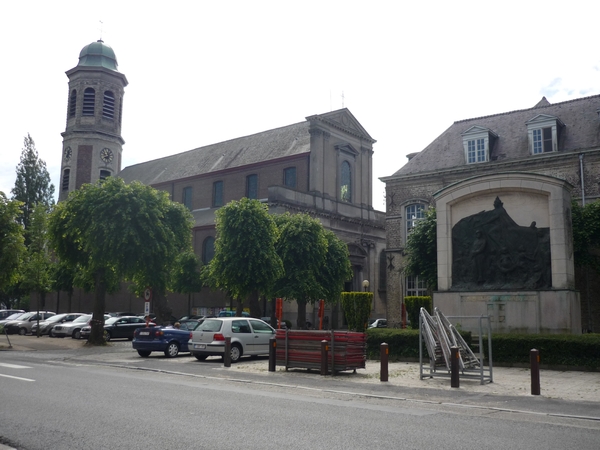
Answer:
top-left (144, 288), bottom-right (152, 301)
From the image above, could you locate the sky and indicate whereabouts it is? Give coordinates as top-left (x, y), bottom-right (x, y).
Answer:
top-left (2, 1), bottom-right (599, 210)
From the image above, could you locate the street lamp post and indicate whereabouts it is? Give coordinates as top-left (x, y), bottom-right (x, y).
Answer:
top-left (362, 279), bottom-right (370, 292)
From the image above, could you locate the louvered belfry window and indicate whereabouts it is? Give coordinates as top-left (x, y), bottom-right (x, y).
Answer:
top-left (83, 88), bottom-right (95, 116)
top-left (102, 91), bottom-right (115, 120)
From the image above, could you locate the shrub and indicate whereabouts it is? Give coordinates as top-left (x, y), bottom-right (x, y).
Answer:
top-left (404, 296), bottom-right (432, 329)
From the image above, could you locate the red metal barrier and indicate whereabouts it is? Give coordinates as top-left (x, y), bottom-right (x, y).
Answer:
top-left (276, 330), bottom-right (366, 373)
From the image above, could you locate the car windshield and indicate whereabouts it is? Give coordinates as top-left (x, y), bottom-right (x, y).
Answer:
top-left (198, 319), bottom-right (223, 332)
top-left (4, 313), bottom-right (25, 321)
top-left (180, 321), bottom-right (202, 331)
top-left (16, 312), bottom-right (35, 321)
top-left (105, 317), bottom-right (120, 325)
top-left (73, 315), bottom-right (91, 323)
top-left (46, 314), bottom-right (68, 323)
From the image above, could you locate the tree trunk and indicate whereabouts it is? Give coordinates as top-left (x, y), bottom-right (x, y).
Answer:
top-left (296, 298), bottom-right (307, 329)
top-left (89, 268), bottom-right (107, 345)
top-left (236, 298), bottom-right (244, 316)
top-left (153, 291), bottom-right (173, 325)
top-left (56, 290), bottom-right (60, 314)
top-left (67, 289), bottom-right (73, 313)
top-left (248, 290), bottom-right (261, 318)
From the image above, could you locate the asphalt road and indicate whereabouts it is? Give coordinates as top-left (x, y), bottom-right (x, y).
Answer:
top-left (1, 337), bottom-right (599, 450)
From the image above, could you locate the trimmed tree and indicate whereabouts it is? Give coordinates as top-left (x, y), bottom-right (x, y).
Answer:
top-left (48, 177), bottom-right (193, 344)
top-left (273, 213), bottom-right (328, 329)
top-left (205, 198), bottom-right (283, 317)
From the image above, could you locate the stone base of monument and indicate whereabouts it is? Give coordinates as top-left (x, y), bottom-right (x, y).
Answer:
top-left (433, 290), bottom-right (581, 334)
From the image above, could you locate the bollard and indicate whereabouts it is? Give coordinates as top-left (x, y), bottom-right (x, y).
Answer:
top-left (223, 337), bottom-right (231, 367)
top-left (380, 342), bottom-right (389, 382)
top-left (320, 340), bottom-right (329, 376)
top-left (530, 348), bottom-right (540, 395)
top-left (268, 336), bottom-right (277, 372)
top-left (450, 346), bottom-right (460, 388)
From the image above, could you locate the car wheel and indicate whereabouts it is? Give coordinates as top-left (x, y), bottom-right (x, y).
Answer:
top-left (104, 330), bottom-right (111, 342)
top-left (230, 343), bottom-right (242, 363)
top-left (18, 328), bottom-right (27, 336)
top-left (72, 329), bottom-right (82, 339)
top-left (194, 354), bottom-right (208, 361)
top-left (164, 342), bottom-right (179, 358)
top-left (49, 329), bottom-right (55, 338)
top-left (137, 350), bottom-right (151, 357)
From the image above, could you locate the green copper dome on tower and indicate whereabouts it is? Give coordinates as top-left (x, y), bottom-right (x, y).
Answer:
top-left (77, 40), bottom-right (119, 71)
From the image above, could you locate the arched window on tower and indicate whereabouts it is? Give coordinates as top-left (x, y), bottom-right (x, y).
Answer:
top-left (62, 169), bottom-right (70, 191)
top-left (102, 91), bottom-right (115, 120)
top-left (202, 236), bottom-right (215, 264)
top-left (83, 88), bottom-right (95, 116)
top-left (99, 170), bottom-right (111, 181)
top-left (340, 160), bottom-right (352, 202)
top-left (68, 90), bottom-right (77, 117)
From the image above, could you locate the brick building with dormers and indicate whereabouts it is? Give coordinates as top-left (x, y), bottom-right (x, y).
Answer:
top-left (382, 95), bottom-right (600, 331)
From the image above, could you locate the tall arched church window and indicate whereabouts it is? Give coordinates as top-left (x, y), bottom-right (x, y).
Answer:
top-left (202, 236), bottom-right (215, 264)
top-left (405, 203), bottom-right (425, 240)
top-left (62, 169), bottom-right (70, 191)
top-left (102, 91), bottom-right (115, 120)
top-left (340, 161), bottom-right (352, 202)
top-left (284, 167), bottom-right (296, 188)
top-left (68, 90), bottom-right (77, 117)
top-left (83, 88), bottom-right (95, 116)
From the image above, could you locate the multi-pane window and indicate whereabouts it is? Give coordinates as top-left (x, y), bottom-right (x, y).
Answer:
top-left (405, 203), bottom-right (425, 238)
top-left (99, 170), bottom-right (111, 181)
top-left (182, 186), bottom-right (193, 210)
top-left (341, 161), bottom-right (352, 202)
top-left (246, 174), bottom-right (258, 199)
top-left (284, 167), bottom-right (296, 188)
top-left (68, 90), bottom-right (77, 117)
top-left (406, 275), bottom-right (427, 297)
top-left (62, 169), bottom-right (70, 191)
top-left (82, 88), bottom-right (95, 116)
top-left (467, 138), bottom-right (486, 163)
top-left (533, 127), bottom-right (553, 154)
top-left (102, 91), bottom-right (115, 120)
top-left (202, 236), bottom-right (215, 264)
top-left (213, 181), bottom-right (223, 207)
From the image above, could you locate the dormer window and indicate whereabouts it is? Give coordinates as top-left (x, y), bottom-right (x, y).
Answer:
top-left (461, 126), bottom-right (497, 164)
top-left (526, 114), bottom-right (564, 155)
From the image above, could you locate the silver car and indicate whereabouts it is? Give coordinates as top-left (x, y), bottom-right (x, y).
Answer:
top-left (31, 313), bottom-right (85, 336)
top-left (189, 317), bottom-right (275, 363)
top-left (4, 311), bottom-right (55, 335)
top-left (52, 314), bottom-right (95, 339)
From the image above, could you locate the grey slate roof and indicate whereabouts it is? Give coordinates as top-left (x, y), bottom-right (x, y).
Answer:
top-left (390, 94), bottom-right (600, 177)
top-left (120, 120), bottom-right (311, 186)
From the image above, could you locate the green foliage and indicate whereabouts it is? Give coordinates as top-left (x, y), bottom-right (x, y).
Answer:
top-left (206, 198), bottom-right (283, 315)
top-left (317, 229), bottom-right (352, 303)
top-left (571, 200), bottom-right (600, 273)
top-left (404, 207), bottom-right (437, 291)
top-left (11, 134), bottom-right (55, 233)
top-left (171, 251), bottom-right (203, 316)
top-left (404, 296), bottom-right (432, 329)
top-left (341, 292), bottom-right (372, 332)
top-left (21, 204), bottom-right (53, 303)
top-left (0, 192), bottom-right (26, 291)
top-left (48, 177), bottom-right (193, 343)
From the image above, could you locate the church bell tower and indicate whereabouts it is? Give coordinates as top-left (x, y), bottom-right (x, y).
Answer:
top-left (59, 40), bottom-right (128, 201)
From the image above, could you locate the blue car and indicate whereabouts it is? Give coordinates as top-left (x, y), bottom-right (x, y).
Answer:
top-left (132, 326), bottom-right (193, 358)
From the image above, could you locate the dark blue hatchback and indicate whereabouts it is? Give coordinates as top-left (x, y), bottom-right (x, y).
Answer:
top-left (133, 326), bottom-right (193, 358)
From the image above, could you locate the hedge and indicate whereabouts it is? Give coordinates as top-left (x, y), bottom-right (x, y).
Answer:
top-left (366, 328), bottom-right (600, 370)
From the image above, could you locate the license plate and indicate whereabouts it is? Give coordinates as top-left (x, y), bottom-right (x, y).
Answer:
top-left (139, 331), bottom-right (149, 335)
top-left (193, 344), bottom-right (206, 349)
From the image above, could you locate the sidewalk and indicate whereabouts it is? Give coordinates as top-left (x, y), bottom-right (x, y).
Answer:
top-left (3, 334), bottom-right (599, 405)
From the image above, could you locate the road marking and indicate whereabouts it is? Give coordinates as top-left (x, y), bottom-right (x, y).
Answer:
top-left (0, 373), bottom-right (35, 382)
top-left (0, 363), bottom-right (32, 369)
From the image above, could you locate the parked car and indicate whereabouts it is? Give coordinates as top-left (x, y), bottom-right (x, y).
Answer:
top-left (0, 312), bottom-right (27, 327)
top-left (189, 317), bottom-right (275, 363)
top-left (79, 315), bottom-right (115, 339)
top-left (132, 326), bottom-right (193, 357)
top-left (4, 311), bottom-right (56, 335)
top-left (103, 316), bottom-right (150, 341)
top-left (368, 319), bottom-right (387, 329)
top-left (0, 309), bottom-right (24, 320)
top-left (53, 314), bottom-right (95, 339)
top-left (178, 318), bottom-right (207, 331)
top-left (32, 313), bottom-right (85, 336)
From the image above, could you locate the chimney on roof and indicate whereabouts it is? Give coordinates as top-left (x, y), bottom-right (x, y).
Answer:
top-left (406, 152), bottom-right (418, 161)
top-left (534, 97), bottom-right (551, 108)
